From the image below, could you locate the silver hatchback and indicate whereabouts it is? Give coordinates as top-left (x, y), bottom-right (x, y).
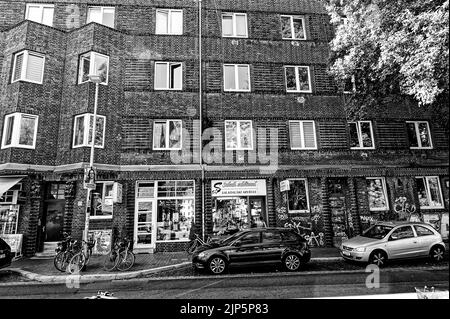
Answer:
top-left (340, 221), bottom-right (446, 267)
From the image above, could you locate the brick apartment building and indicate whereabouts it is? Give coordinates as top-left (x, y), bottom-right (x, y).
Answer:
top-left (0, 0), bottom-right (448, 257)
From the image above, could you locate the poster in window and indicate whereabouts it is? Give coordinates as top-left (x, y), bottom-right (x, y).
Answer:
top-left (88, 229), bottom-right (112, 255)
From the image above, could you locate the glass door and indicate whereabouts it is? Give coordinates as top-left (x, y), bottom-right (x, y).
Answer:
top-left (135, 199), bottom-right (156, 249)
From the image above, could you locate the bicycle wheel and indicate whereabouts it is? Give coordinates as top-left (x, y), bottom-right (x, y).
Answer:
top-left (116, 250), bottom-right (135, 272)
top-left (54, 251), bottom-right (73, 272)
top-left (67, 252), bottom-right (86, 274)
top-left (103, 251), bottom-right (119, 271)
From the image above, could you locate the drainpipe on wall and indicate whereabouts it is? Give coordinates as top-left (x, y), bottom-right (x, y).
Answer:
top-left (198, 0), bottom-right (205, 241)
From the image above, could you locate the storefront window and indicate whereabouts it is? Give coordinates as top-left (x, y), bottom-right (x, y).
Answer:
top-left (287, 179), bottom-right (309, 213)
top-left (157, 199), bottom-right (194, 241)
top-left (91, 182), bottom-right (114, 218)
top-left (0, 205), bottom-right (19, 234)
top-left (367, 178), bottom-right (389, 211)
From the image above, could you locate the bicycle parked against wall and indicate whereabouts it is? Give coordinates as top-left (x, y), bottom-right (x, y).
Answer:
top-left (66, 239), bottom-right (96, 274)
top-left (186, 233), bottom-right (212, 254)
top-left (54, 233), bottom-right (77, 272)
top-left (103, 237), bottom-right (135, 272)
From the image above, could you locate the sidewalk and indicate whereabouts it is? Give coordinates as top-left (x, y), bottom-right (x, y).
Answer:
top-left (1, 248), bottom-right (342, 284)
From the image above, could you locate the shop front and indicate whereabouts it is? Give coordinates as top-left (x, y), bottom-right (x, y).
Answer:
top-left (211, 179), bottom-right (268, 237)
top-left (134, 180), bottom-right (195, 252)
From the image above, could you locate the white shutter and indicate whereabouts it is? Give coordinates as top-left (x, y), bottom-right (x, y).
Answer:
top-left (289, 121), bottom-right (303, 149)
top-left (25, 53), bottom-right (44, 83)
top-left (302, 121), bottom-right (316, 149)
top-left (13, 53), bottom-right (24, 81)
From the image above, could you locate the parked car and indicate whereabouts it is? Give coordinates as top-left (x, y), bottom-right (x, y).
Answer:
top-left (192, 227), bottom-right (311, 274)
top-left (340, 221), bottom-right (446, 267)
top-left (0, 238), bottom-right (12, 270)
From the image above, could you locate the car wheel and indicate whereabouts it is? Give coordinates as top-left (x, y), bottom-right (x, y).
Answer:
top-left (368, 250), bottom-right (387, 267)
top-left (283, 253), bottom-right (301, 271)
top-left (208, 256), bottom-right (227, 275)
top-left (430, 245), bottom-right (445, 263)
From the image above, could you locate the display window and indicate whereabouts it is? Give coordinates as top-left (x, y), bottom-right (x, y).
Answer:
top-left (0, 205), bottom-right (20, 235)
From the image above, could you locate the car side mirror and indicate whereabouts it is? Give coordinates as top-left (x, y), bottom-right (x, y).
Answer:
top-left (389, 235), bottom-right (398, 241)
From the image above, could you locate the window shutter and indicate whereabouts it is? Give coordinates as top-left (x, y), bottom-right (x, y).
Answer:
top-left (25, 54), bottom-right (44, 83)
top-left (303, 121), bottom-right (316, 148)
top-left (13, 54), bottom-right (24, 81)
top-left (289, 122), bottom-right (302, 149)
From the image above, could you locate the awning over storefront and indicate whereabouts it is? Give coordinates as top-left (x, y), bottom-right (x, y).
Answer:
top-left (0, 177), bottom-right (24, 195)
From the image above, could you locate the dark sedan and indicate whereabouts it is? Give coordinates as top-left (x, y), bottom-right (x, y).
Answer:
top-left (0, 238), bottom-right (12, 270)
top-left (192, 228), bottom-right (311, 274)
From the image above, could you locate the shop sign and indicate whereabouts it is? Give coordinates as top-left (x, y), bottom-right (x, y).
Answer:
top-left (0, 234), bottom-right (22, 255)
top-left (211, 180), bottom-right (266, 197)
top-left (112, 182), bottom-right (123, 203)
top-left (280, 180), bottom-right (290, 192)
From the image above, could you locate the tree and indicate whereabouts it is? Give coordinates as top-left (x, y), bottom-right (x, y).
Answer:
top-left (325, 0), bottom-right (449, 131)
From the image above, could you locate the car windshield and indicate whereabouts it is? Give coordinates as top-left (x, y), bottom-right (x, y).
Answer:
top-left (219, 232), bottom-right (244, 245)
top-left (361, 225), bottom-right (394, 239)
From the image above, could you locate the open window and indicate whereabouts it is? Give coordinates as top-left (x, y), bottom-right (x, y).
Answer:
top-left (1, 113), bottom-right (39, 149)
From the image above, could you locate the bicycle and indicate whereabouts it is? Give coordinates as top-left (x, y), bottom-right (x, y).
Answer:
top-left (54, 234), bottom-right (78, 272)
top-left (187, 233), bottom-right (212, 254)
top-left (103, 237), bottom-right (135, 272)
top-left (67, 239), bottom-right (96, 274)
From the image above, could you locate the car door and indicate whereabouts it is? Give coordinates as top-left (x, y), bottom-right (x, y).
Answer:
top-left (227, 231), bottom-right (262, 265)
top-left (385, 225), bottom-right (419, 259)
top-left (413, 225), bottom-right (438, 256)
top-left (261, 230), bottom-right (284, 263)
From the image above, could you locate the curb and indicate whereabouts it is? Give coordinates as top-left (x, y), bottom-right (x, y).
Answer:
top-left (0, 262), bottom-right (191, 286)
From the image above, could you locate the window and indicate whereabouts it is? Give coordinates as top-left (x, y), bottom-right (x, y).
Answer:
top-left (414, 225), bottom-right (435, 237)
top-left (91, 182), bottom-right (114, 219)
top-left (1, 113), bottom-right (38, 149)
top-left (407, 121), bottom-right (432, 149)
top-left (25, 4), bottom-right (54, 26)
top-left (262, 231), bottom-right (282, 243)
top-left (0, 205), bottom-right (20, 235)
top-left (287, 179), bottom-right (309, 213)
top-left (289, 120), bottom-right (317, 150)
top-left (285, 66), bottom-right (312, 93)
top-left (0, 184), bottom-right (21, 204)
top-left (281, 15), bottom-right (306, 40)
top-left (366, 178), bottom-right (389, 211)
top-left (155, 9), bottom-right (183, 35)
top-left (223, 64), bottom-right (250, 92)
top-left (12, 50), bottom-right (45, 84)
top-left (238, 232), bottom-right (261, 245)
top-left (389, 226), bottom-right (415, 240)
top-left (225, 120), bottom-right (253, 150)
top-left (87, 7), bottom-right (115, 28)
top-left (78, 52), bottom-right (109, 85)
top-left (72, 114), bottom-right (106, 148)
top-left (343, 75), bottom-right (356, 94)
top-left (222, 12), bottom-right (248, 38)
top-left (153, 120), bottom-right (182, 150)
top-left (349, 121), bottom-right (375, 149)
top-left (416, 176), bottom-right (444, 209)
top-left (47, 183), bottom-right (65, 200)
top-left (154, 62), bottom-right (182, 90)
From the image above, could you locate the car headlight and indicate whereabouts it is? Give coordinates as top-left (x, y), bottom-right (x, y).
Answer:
top-left (354, 247), bottom-right (366, 253)
top-left (198, 252), bottom-right (207, 258)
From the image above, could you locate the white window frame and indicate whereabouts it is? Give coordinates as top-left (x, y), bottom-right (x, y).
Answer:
top-left (25, 3), bottom-right (54, 26)
top-left (72, 113), bottom-right (106, 149)
top-left (416, 176), bottom-right (445, 210)
top-left (155, 9), bottom-right (183, 35)
top-left (90, 181), bottom-right (114, 220)
top-left (154, 62), bottom-right (183, 90)
top-left (11, 50), bottom-right (45, 84)
top-left (406, 121), bottom-right (433, 149)
top-left (284, 65), bottom-right (312, 93)
top-left (0, 188), bottom-right (20, 204)
top-left (289, 120), bottom-right (317, 150)
top-left (281, 15), bottom-right (306, 40)
top-left (152, 120), bottom-right (183, 150)
top-left (366, 177), bottom-right (389, 211)
top-left (223, 64), bottom-right (251, 92)
top-left (1, 113), bottom-right (39, 149)
top-left (343, 75), bottom-right (356, 94)
top-left (349, 121), bottom-right (375, 150)
top-left (224, 120), bottom-right (254, 151)
top-left (86, 6), bottom-right (116, 28)
top-left (78, 51), bottom-right (110, 85)
top-left (221, 12), bottom-right (248, 38)
top-left (287, 178), bottom-right (310, 214)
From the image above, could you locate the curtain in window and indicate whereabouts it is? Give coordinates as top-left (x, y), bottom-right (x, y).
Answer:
top-left (154, 122), bottom-right (166, 148)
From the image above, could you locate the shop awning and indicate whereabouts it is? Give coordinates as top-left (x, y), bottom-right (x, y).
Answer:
top-left (0, 177), bottom-right (24, 195)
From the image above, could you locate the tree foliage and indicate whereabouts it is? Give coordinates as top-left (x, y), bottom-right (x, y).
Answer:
top-left (325, 0), bottom-right (449, 128)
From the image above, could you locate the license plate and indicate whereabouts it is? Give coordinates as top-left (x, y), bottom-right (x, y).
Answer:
top-left (342, 251), bottom-right (351, 256)
top-left (0, 254), bottom-right (5, 259)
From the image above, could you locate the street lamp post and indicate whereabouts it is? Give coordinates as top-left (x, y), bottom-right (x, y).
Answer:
top-left (83, 74), bottom-right (102, 246)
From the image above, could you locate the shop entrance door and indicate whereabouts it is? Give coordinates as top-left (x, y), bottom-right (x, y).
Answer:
top-left (328, 178), bottom-right (353, 248)
top-left (43, 199), bottom-right (65, 242)
top-left (134, 199), bottom-right (156, 250)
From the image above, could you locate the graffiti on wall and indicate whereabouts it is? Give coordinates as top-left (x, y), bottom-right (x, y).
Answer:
top-left (393, 197), bottom-right (418, 221)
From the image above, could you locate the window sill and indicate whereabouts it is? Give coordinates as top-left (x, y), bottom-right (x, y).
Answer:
top-left (1, 144), bottom-right (36, 150)
top-left (410, 147), bottom-right (433, 150)
top-left (153, 148), bottom-right (183, 151)
top-left (291, 147), bottom-right (318, 151)
top-left (154, 88), bottom-right (183, 91)
top-left (369, 208), bottom-right (389, 212)
top-left (286, 90), bottom-right (312, 94)
top-left (419, 206), bottom-right (445, 210)
top-left (11, 79), bottom-right (43, 85)
top-left (89, 216), bottom-right (113, 220)
top-left (350, 147), bottom-right (376, 150)
top-left (222, 35), bottom-right (249, 38)
top-left (72, 145), bottom-right (105, 149)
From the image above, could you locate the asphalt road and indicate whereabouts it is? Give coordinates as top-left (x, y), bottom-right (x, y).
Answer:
top-left (0, 266), bottom-right (448, 299)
